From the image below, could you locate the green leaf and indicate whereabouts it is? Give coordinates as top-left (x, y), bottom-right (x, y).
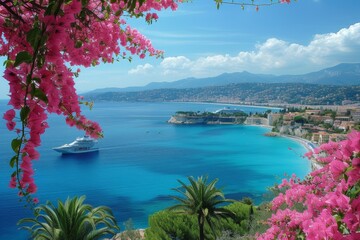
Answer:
top-left (11, 138), bottom-right (22, 153)
top-left (26, 74), bottom-right (32, 84)
top-left (33, 88), bottom-right (48, 103)
top-left (26, 27), bottom-right (41, 50)
top-left (4, 18), bottom-right (14, 28)
top-left (3, 59), bottom-right (14, 68)
top-left (215, 0), bottom-right (222, 9)
top-left (14, 51), bottom-right (32, 67)
top-left (75, 40), bottom-right (83, 48)
top-left (20, 106), bottom-right (30, 122)
top-left (9, 156), bottom-right (17, 168)
top-left (45, 0), bottom-right (56, 15)
top-left (129, 0), bottom-right (137, 12)
top-left (81, 0), bottom-right (89, 7)
top-left (115, 10), bottom-right (122, 17)
top-left (37, 54), bottom-right (45, 68)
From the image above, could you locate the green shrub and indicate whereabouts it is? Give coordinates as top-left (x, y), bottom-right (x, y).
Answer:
top-left (145, 202), bottom-right (255, 240)
top-left (145, 210), bottom-right (199, 240)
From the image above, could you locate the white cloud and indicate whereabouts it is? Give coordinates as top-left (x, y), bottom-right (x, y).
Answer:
top-left (128, 63), bottom-right (154, 75)
top-left (159, 22), bottom-right (360, 77)
top-left (101, 22), bottom-right (360, 90)
top-left (160, 56), bottom-right (192, 75)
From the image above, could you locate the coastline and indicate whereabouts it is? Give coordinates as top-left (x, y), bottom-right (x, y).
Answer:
top-left (246, 123), bottom-right (322, 171)
top-left (278, 134), bottom-right (323, 171)
top-left (171, 101), bottom-right (283, 111)
top-left (279, 134), bottom-right (316, 153)
top-left (245, 123), bottom-right (315, 152)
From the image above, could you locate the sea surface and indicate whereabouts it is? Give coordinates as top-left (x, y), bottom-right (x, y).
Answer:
top-left (0, 101), bottom-right (310, 239)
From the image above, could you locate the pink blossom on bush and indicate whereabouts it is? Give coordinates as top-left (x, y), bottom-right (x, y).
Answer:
top-left (259, 131), bottom-right (360, 239)
top-left (329, 159), bottom-right (348, 178)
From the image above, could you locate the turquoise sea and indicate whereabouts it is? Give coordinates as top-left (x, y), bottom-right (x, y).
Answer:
top-left (0, 101), bottom-right (310, 239)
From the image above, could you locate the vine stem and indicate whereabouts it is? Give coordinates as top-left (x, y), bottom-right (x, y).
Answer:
top-left (219, 0), bottom-right (283, 7)
top-left (15, 24), bottom-right (46, 198)
top-left (13, 1), bottom-right (64, 201)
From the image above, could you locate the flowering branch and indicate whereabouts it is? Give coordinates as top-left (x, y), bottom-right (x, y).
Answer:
top-left (1, 0), bottom-right (181, 204)
top-left (215, 0), bottom-right (292, 10)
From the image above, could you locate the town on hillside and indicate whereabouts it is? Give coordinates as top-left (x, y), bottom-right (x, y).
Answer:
top-left (169, 104), bottom-right (360, 145)
top-left (249, 104), bottom-right (360, 145)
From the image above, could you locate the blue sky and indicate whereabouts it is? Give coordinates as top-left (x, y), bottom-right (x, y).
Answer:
top-left (1, 0), bottom-right (360, 98)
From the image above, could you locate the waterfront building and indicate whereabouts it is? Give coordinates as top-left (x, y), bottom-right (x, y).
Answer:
top-left (319, 132), bottom-right (330, 144)
top-left (335, 116), bottom-right (351, 122)
top-left (311, 133), bottom-right (320, 143)
top-left (350, 109), bottom-right (360, 122)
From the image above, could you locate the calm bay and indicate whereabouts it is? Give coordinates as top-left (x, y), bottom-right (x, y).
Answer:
top-left (0, 101), bottom-right (310, 239)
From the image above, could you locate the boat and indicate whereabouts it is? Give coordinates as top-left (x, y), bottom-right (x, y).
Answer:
top-left (52, 136), bottom-right (99, 154)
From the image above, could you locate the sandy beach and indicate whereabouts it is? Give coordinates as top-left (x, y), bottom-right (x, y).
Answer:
top-left (279, 134), bottom-right (316, 153)
top-left (247, 123), bottom-right (324, 171)
top-left (265, 131), bottom-right (324, 171)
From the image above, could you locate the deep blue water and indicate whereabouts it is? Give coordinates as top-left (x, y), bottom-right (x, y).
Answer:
top-left (0, 101), bottom-right (310, 239)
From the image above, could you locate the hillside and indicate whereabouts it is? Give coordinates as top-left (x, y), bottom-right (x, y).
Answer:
top-left (86, 83), bottom-right (360, 106)
top-left (85, 63), bottom-right (360, 94)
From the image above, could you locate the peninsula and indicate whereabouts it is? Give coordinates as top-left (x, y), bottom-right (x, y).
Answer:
top-left (168, 108), bottom-right (248, 125)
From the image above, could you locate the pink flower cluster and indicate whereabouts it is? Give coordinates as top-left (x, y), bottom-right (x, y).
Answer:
top-left (258, 131), bottom-right (360, 239)
top-left (0, 0), bottom-right (180, 198)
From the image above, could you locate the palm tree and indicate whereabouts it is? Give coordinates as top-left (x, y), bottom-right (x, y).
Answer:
top-left (169, 176), bottom-right (235, 240)
top-left (18, 195), bottom-right (119, 240)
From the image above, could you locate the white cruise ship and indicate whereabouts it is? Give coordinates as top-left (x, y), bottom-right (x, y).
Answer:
top-left (53, 136), bottom-right (99, 154)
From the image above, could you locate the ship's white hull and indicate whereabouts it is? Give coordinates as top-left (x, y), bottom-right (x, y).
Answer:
top-left (53, 147), bottom-right (99, 154)
top-left (53, 136), bottom-right (99, 154)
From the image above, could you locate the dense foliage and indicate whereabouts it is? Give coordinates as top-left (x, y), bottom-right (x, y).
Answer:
top-left (18, 196), bottom-right (118, 240)
top-left (145, 202), bottom-right (254, 240)
top-left (170, 176), bottom-right (235, 240)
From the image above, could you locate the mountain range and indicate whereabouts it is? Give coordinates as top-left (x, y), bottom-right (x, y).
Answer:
top-left (86, 63), bottom-right (360, 95)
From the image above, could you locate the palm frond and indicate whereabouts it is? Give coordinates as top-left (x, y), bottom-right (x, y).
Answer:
top-left (18, 195), bottom-right (119, 240)
top-left (169, 176), bottom-right (235, 240)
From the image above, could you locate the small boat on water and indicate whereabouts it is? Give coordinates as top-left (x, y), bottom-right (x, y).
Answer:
top-left (53, 136), bottom-right (99, 154)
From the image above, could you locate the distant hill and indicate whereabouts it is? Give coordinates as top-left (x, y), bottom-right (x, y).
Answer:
top-left (86, 83), bottom-right (360, 106)
top-left (279, 63), bottom-right (360, 85)
top-left (85, 63), bottom-right (360, 95)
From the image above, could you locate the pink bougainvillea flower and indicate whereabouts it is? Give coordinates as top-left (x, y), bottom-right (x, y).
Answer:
top-left (6, 121), bottom-right (16, 131)
top-left (9, 176), bottom-right (17, 188)
top-left (33, 198), bottom-right (39, 204)
top-left (27, 183), bottom-right (37, 194)
top-left (3, 109), bottom-right (15, 121)
top-left (329, 160), bottom-right (348, 178)
top-left (352, 158), bottom-right (360, 168)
